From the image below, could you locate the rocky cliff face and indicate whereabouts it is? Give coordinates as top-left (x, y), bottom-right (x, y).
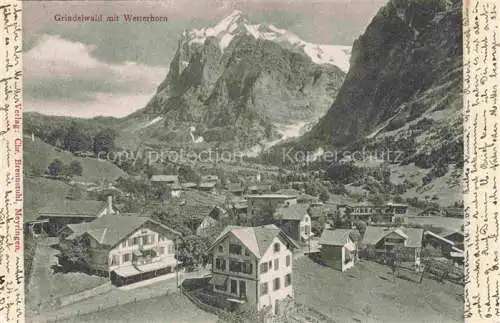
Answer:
top-left (309, 0), bottom-right (462, 147)
top-left (274, 0), bottom-right (463, 205)
top-left (136, 11), bottom-right (347, 148)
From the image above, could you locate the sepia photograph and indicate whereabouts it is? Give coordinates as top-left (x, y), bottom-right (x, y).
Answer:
top-left (20, 0), bottom-right (465, 322)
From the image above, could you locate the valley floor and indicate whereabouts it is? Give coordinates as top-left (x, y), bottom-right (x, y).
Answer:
top-left (30, 248), bottom-right (463, 323)
top-left (293, 257), bottom-right (463, 323)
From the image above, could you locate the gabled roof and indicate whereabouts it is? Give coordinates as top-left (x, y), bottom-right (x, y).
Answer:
top-left (65, 214), bottom-right (181, 247)
top-left (275, 204), bottom-right (310, 221)
top-left (209, 224), bottom-right (299, 258)
top-left (424, 231), bottom-right (455, 246)
top-left (151, 175), bottom-right (179, 182)
top-left (441, 230), bottom-right (464, 238)
top-left (38, 199), bottom-right (107, 218)
top-left (319, 229), bottom-right (353, 246)
top-left (392, 229), bottom-right (408, 240)
top-left (254, 225), bottom-right (282, 255)
top-left (199, 215), bottom-right (218, 226)
top-left (363, 226), bottom-right (423, 248)
top-left (199, 182), bottom-right (217, 188)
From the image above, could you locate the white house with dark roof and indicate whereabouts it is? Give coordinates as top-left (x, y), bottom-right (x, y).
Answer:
top-left (275, 204), bottom-right (311, 244)
top-left (318, 229), bottom-right (357, 271)
top-left (362, 226), bottom-right (423, 268)
top-left (208, 224), bottom-right (299, 315)
top-left (59, 214), bottom-right (181, 285)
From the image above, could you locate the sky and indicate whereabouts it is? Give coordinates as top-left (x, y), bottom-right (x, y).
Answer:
top-left (23, 0), bottom-right (387, 118)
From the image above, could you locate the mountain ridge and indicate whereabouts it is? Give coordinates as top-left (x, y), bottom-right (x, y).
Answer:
top-left (260, 0), bottom-right (463, 206)
top-left (127, 10), bottom-right (348, 149)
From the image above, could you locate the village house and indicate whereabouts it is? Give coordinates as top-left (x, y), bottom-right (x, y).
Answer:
top-left (201, 175), bottom-right (220, 184)
top-left (150, 174), bottom-right (180, 185)
top-left (226, 183), bottom-right (245, 196)
top-left (233, 202), bottom-right (248, 215)
top-left (163, 191), bottom-right (228, 234)
top-left (423, 231), bottom-right (455, 256)
top-left (274, 204), bottom-right (312, 244)
top-left (318, 229), bottom-right (357, 272)
top-left (58, 214), bottom-right (181, 286)
top-left (245, 194), bottom-right (297, 219)
top-left (170, 184), bottom-right (183, 198)
top-left (337, 202), bottom-right (409, 222)
top-left (441, 230), bottom-right (464, 250)
top-left (151, 175), bottom-right (182, 198)
top-left (182, 182), bottom-right (198, 189)
top-left (26, 196), bottom-right (115, 236)
top-left (362, 226), bottom-right (423, 270)
top-left (247, 184), bottom-right (272, 195)
top-left (385, 202), bottom-right (409, 217)
top-left (208, 224), bottom-right (299, 315)
top-left (422, 230), bottom-right (464, 264)
top-left (195, 206), bottom-right (228, 237)
top-left (196, 216), bottom-right (219, 237)
top-left (308, 204), bottom-right (332, 221)
top-left (443, 206), bottom-right (463, 218)
top-left (229, 197), bottom-right (248, 217)
top-left (418, 206), bottom-right (442, 217)
top-left (337, 202), bottom-right (383, 220)
top-left (296, 193), bottom-right (320, 205)
top-left (198, 181), bottom-right (217, 193)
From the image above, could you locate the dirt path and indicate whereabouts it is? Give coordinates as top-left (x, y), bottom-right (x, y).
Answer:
top-left (26, 237), bottom-right (60, 315)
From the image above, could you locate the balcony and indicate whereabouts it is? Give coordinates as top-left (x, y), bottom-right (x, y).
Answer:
top-left (383, 241), bottom-right (405, 246)
top-left (132, 248), bottom-right (163, 266)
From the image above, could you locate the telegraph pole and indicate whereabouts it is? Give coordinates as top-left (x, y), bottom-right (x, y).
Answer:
top-left (175, 238), bottom-right (180, 292)
top-left (308, 235), bottom-right (311, 254)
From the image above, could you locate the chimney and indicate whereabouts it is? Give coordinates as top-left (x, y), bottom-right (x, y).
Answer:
top-left (107, 195), bottom-right (113, 214)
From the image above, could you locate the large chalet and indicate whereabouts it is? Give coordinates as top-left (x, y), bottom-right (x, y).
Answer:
top-left (208, 224), bottom-right (299, 315)
top-left (59, 214), bottom-right (182, 285)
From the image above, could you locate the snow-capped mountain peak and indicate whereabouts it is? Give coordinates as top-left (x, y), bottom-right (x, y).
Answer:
top-left (183, 10), bottom-right (351, 72)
